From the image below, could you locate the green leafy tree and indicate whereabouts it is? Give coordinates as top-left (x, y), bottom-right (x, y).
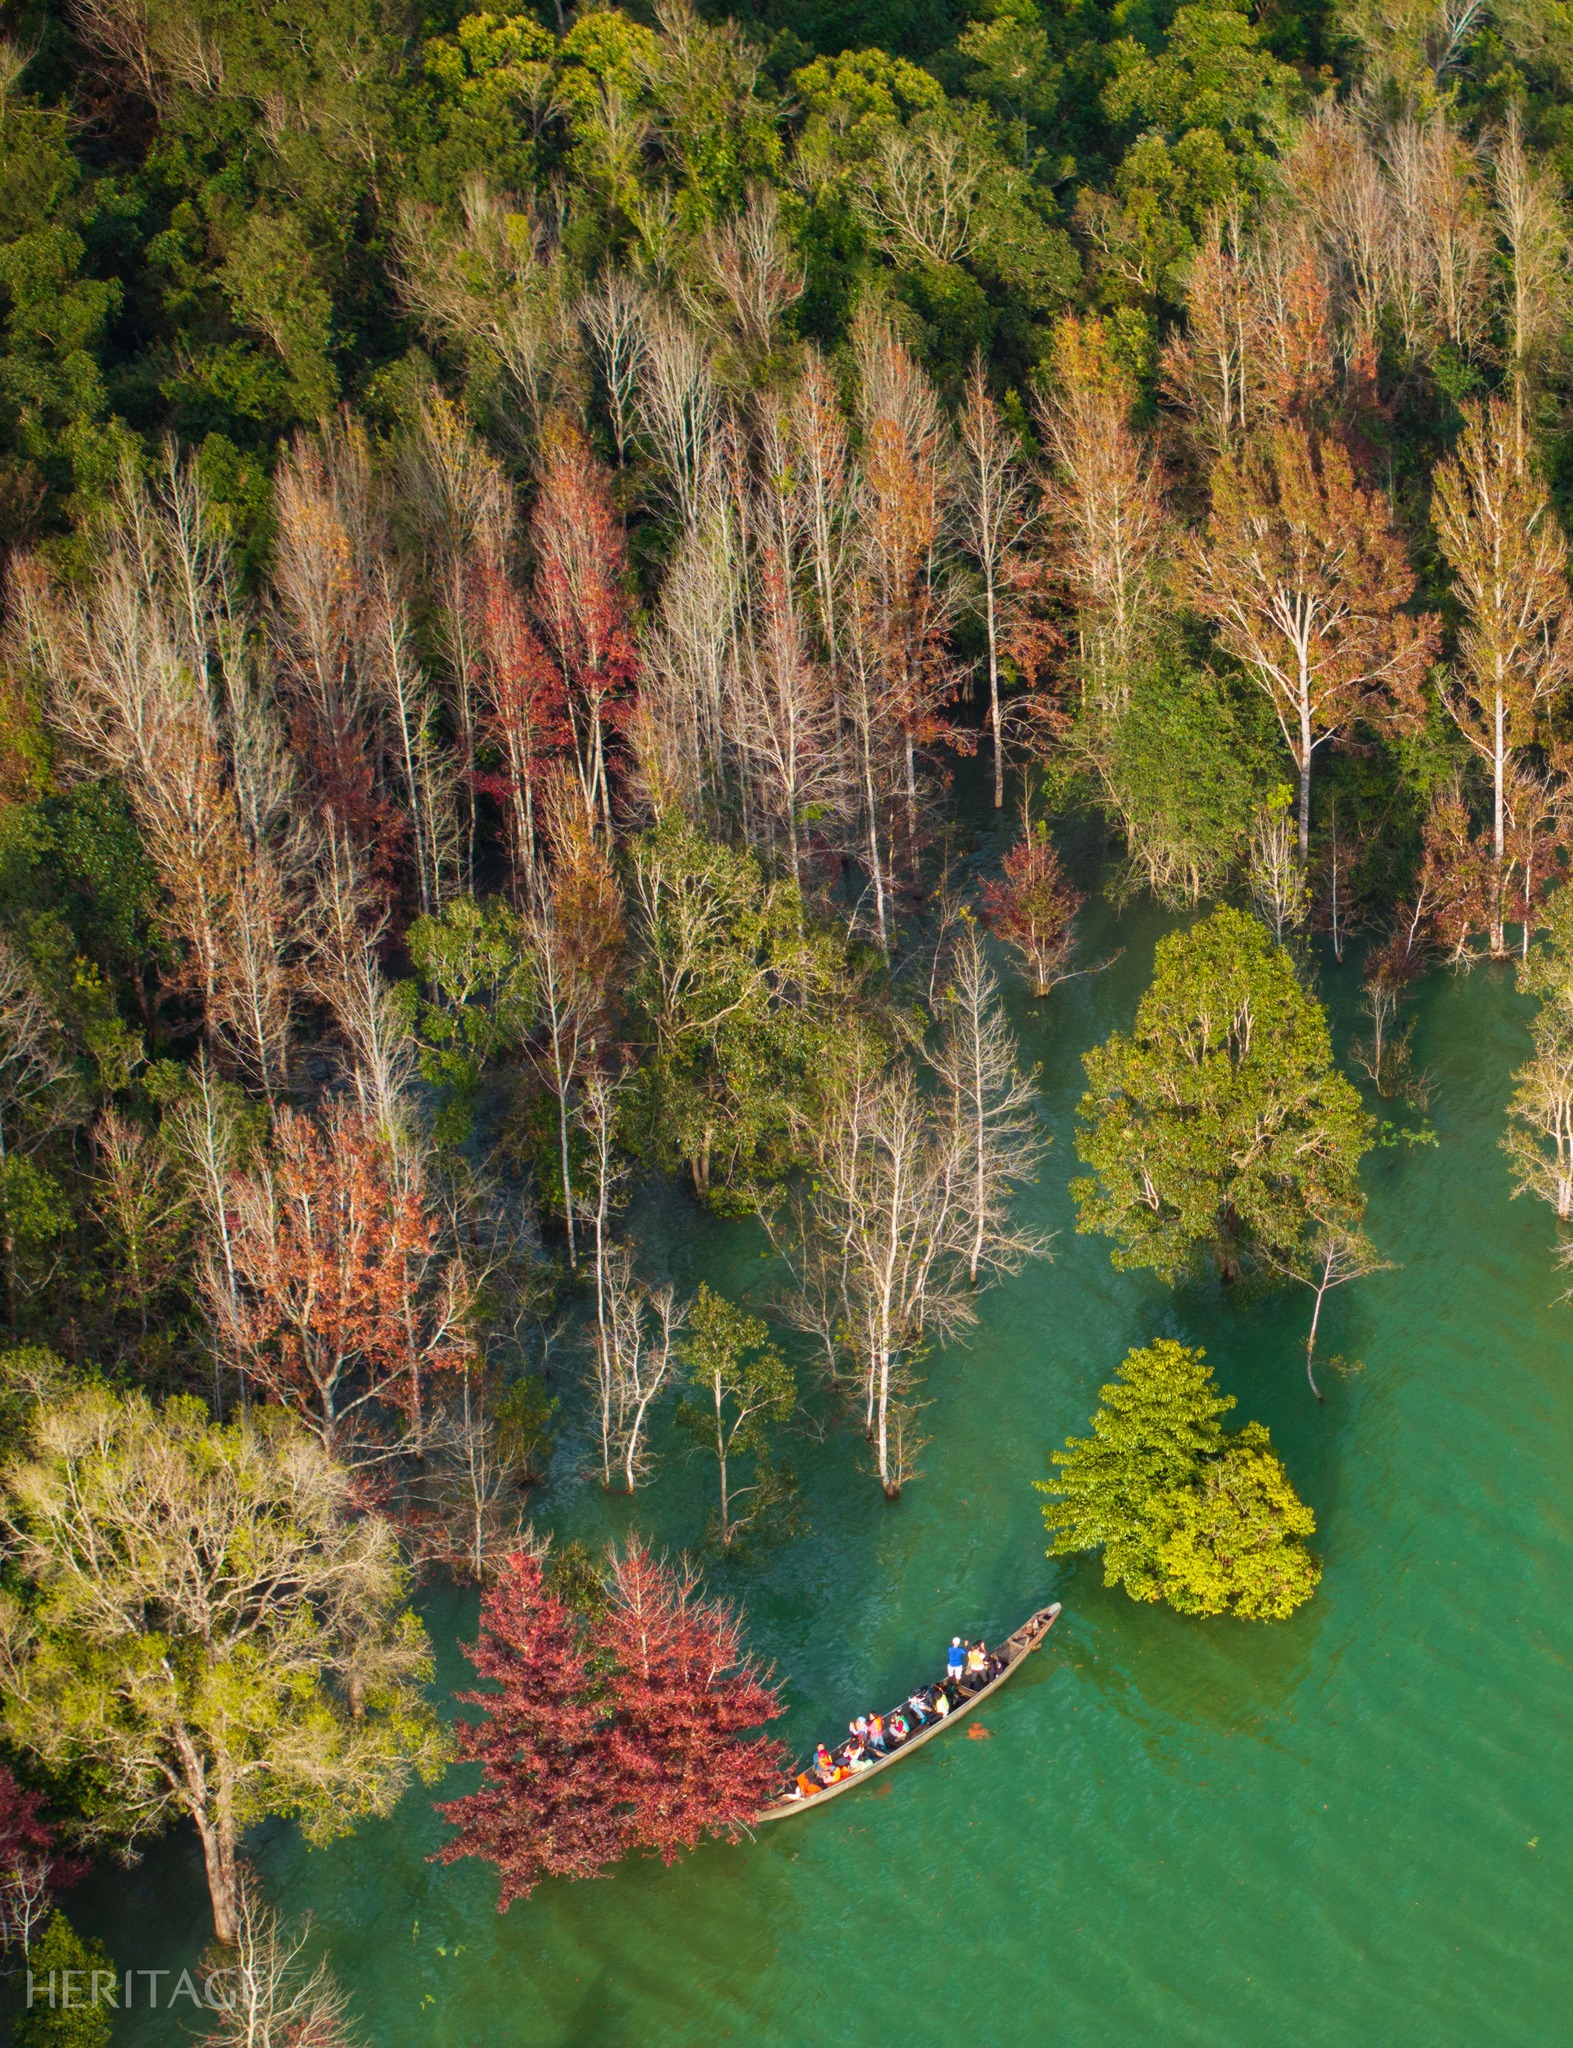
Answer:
top-left (1074, 907), bottom-right (1372, 1284)
top-left (0, 1388), bottom-right (448, 1943)
top-left (397, 896), bottom-right (537, 1149)
top-left (1037, 1339), bottom-right (1319, 1620)
top-left (677, 1285), bottom-right (797, 1552)
top-left (12, 1911), bottom-right (113, 2048)
top-left (629, 813), bottom-right (880, 1212)
top-left (1098, 662), bottom-right (1271, 905)
top-left (0, 73), bottom-right (135, 543)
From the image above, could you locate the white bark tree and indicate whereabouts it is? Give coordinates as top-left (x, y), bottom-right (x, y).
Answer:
top-left (928, 923), bottom-right (1048, 1286)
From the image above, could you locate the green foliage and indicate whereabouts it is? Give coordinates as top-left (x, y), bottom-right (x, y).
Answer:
top-left (397, 897), bottom-right (537, 1148)
top-left (422, 10), bottom-right (556, 199)
top-left (1074, 908), bottom-right (1373, 1284)
top-left (1099, 662), bottom-right (1272, 903)
top-left (629, 813), bottom-right (882, 1212)
top-left (1103, 2), bottom-right (1302, 143)
top-left (11, 1912), bottom-right (114, 2048)
top-left (677, 1284), bottom-right (797, 1551)
top-left (544, 1536), bottom-right (609, 1619)
top-left (494, 1371), bottom-right (558, 1483)
top-left (0, 1388), bottom-right (450, 1867)
top-left (1037, 1339), bottom-right (1320, 1620)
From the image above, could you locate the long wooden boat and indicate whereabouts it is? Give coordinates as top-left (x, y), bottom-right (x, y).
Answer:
top-left (755, 1600), bottom-right (1062, 1824)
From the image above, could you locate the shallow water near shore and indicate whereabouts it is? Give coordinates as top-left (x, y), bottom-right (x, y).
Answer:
top-left (66, 865), bottom-right (1573, 2048)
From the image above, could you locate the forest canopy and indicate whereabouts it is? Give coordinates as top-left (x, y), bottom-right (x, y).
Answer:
top-left (4, 0), bottom-right (1573, 2012)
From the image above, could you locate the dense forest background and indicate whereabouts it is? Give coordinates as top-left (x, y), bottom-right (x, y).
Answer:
top-left (6, 0), bottom-right (1573, 2025)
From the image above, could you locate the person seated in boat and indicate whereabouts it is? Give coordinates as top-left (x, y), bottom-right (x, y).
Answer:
top-left (886, 1709), bottom-right (911, 1744)
top-left (964, 1642), bottom-right (989, 1690)
top-left (867, 1713), bottom-right (888, 1753)
top-left (813, 1743), bottom-right (836, 1785)
top-left (907, 1687), bottom-right (934, 1725)
top-left (946, 1637), bottom-right (967, 1689)
top-left (931, 1686), bottom-right (951, 1719)
top-left (791, 1771), bottom-right (819, 1800)
top-left (986, 1646), bottom-right (1005, 1681)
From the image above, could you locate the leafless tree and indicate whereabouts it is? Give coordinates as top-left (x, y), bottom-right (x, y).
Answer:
top-left (732, 554), bottom-right (847, 883)
top-left (14, 453), bottom-right (301, 1095)
top-left (787, 348), bottom-right (855, 685)
top-left (772, 1051), bottom-right (983, 1498)
top-left (586, 1241), bottom-right (686, 1493)
top-left (694, 183), bottom-right (804, 366)
top-left (633, 302), bottom-right (723, 532)
top-left (1037, 321), bottom-right (1167, 720)
top-left (92, 1107), bottom-right (189, 1334)
top-left (1249, 793), bottom-right (1310, 945)
top-left (396, 181), bottom-right (582, 442)
top-left (1271, 1223), bottom-right (1391, 1401)
top-left (368, 561), bottom-right (460, 918)
top-left (401, 1372), bottom-right (541, 1585)
top-left (1431, 397), bottom-right (1573, 953)
top-left (928, 923), bottom-right (1048, 1286)
top-left (956, 359), bottom-right (1033, 806)
top-left (523, 870), bottom-right (613, 1274)
top-left (856, 118), bottom-right (984, 266)
top-left (1505, 1036), bottom-right (1573, 1223)
top-left (639, 507), bottom-right (743, 826)
top-left (395, 393), bottom-right (512, 890)
top-left (201, 1866), bottom-right (362, 2048)
top-left (579, 272), bottom-right (648, 467)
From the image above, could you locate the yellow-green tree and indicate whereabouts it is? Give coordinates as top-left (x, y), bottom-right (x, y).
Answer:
top-left (1037, 1339), bottom-right (1319, 1621)
top-left (0, 1387), bottom-right (448, 1942)
top-left (1073, 907), bottom-right (1372, 1286)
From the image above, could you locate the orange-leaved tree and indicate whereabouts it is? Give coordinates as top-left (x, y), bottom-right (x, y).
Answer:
top-left (205, 1099), bottom-right (474, 1463)
top-left (1430, 395), bottom-right (1573, 955)
top-left (1183, 423), bottom-right (1438, 865)
top-left (529, 423), bottom-right (639, 841)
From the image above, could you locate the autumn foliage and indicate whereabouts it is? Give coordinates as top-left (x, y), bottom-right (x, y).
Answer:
top-left (0, 1766), bottom-right (80, 1956)
top-left (206, 1100), bottom-right (474, 1460)
top-left (982, 829), bottom-right (1084, 996)
top-left (435, 1541), bottom-right (787, 1907)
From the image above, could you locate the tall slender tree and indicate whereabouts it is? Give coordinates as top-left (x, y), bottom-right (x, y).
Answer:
top-left (955, 359), bottom-right (1032, 806)
top-left (1429, 395), bottom-right (1572, 954)
top-left (1183, 423), bottom-right (1437, 865)
top-left (929, 922), bottom-right (1047, 1286)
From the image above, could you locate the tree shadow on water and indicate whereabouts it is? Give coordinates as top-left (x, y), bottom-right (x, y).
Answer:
top-left (1046, 1560), bottom-right (1326, 1767)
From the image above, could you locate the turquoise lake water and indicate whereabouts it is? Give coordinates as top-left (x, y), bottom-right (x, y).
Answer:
top-left (66, 882), bottom-right (1573, 2048)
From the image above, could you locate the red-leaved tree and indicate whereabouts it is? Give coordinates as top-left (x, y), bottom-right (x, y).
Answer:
top-left (205, 1100), bottom-right (474, 1462)
top-left (982, 828), bottom-right (1084, 997)
top-left (0, 1766), bottom-right (81, 1957)
top-left (435, 1540), bottom-right (787, 1907)
top-left (432, 1551), bottom-right (629, 1906)
top-left (529, 426), bottom-right (639, 840)
top-left (473, 557), bottom-right (573, 889)
top-left (595, 1541), bottom-right (787, 1863)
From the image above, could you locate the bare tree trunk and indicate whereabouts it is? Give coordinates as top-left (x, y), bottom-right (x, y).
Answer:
top-left (986, 575), bottom-right (1003, 808)
top-left (1493, 692), bottom-right (1507, 956)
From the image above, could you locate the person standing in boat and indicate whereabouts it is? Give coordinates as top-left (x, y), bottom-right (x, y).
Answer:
top-left (947, 1638), bottom-right (966, 1688)
top-left (965, 1642), bottom-right (988, 1690)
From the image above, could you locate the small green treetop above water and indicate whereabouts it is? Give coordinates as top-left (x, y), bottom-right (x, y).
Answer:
top-left (677, 1285), bottom-right (797, 1553)
top-left (1073, 907), bottom-right (1372, 1286)
top-left (12, 1912), bottom-right (113, 2048)
top-left (1038, 1339), bottom-right (1319, 1621)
